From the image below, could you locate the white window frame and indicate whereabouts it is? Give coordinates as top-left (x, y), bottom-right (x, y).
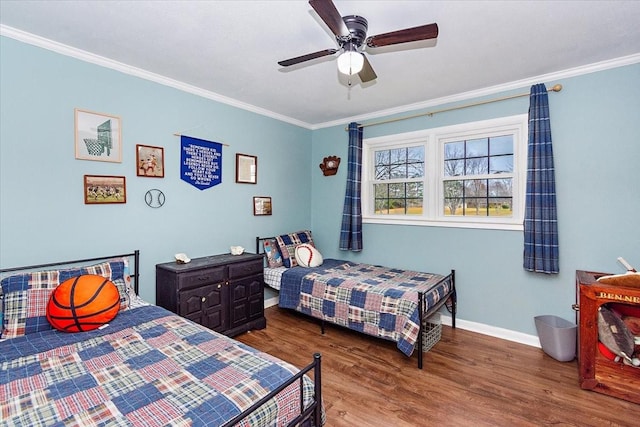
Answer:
top-left (362, 114), bottom-right (528, 231)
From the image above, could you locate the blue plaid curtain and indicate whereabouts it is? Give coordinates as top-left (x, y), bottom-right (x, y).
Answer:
top-left (524, 83), bottom-right (559, 273)
top-left (339, 122), bottom-right (363, 251)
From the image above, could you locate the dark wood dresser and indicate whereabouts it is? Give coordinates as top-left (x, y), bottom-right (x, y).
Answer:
top-left (156, 253), bottom-right (266, 337)
top-left (576, 270), bottom-right (640, 404)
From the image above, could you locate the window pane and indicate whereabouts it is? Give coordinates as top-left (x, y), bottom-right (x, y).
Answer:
top-left (443, 180), bottom-right (463, 216)
top-left (465, 179), bottom-right (487, 198)
top-left (390, 148), bottom-right (406, 165)
top-left (407, 146), bottom-right (424, 162)
top-left (375, 198), bottom-right (389, 214)
top-left (374, 150), bottom-right (391, 180)
top-left (465, 157), bottom-right (488, 175)
top-left (488, 198), bottom-right (513, 216)
top-left (407, 146), bottom-right (425, 178)
top-left (444, 159), bottom-right (463, 177)
top-left (489, 155), bottom-right (513, 174)
top-left (375, 164), bottom-right (390, 180)
top-left (374, 183), bottom-right (388, 198)
top-left (407, 198), bottom-right (423, 215)
top-left (445, 141), bottom-right (464, 160)
top-left (388, 182), bottom-right (404, 197)
top-left (488, 178), bottom-right (512, 197)
top-left (375, 150), bottom-right (390, 165)
top-left (466, 138), bottom-right (488, 157)
top-left (490, 135), bottom-right (513, 155)
top-left (389, 198), bottom-right (405, 214)
top-left (406, 182), bottom-right (423, 197)
top-left (408, 162), bottom-right (424, 178)
top-left (390, 164), bottom-right (407, 179)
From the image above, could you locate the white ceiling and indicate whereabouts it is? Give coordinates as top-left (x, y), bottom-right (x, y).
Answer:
top-left (2, 1), bottom-right (640, 128)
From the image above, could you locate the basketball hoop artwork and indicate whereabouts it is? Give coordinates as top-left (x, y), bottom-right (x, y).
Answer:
top-left (75, 109), bottom-right (122, 163)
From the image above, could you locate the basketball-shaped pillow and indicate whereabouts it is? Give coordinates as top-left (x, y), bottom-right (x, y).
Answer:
top-left (295, 243), bottom-right (323, 268)
top-left (46, 274), bottom-right (120, 332)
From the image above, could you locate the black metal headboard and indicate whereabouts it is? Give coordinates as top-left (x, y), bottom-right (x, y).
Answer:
top-left (0, 250), bottom-right (141, 294)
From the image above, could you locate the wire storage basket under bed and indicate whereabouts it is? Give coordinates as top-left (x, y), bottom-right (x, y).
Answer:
top-left (422, 313), bottom-right (442, 352)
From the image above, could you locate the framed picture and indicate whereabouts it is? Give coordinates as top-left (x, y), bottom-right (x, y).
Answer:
top-left (84, 175), bottom-right (126, 204)
top-left (75, 109), bottom-right (122, 162)
top-left (236, 153), bottom-right (257, 184)
top-left (136, 144), bottom-right (165, 177)
top-left (253, 196), bottom-right (272, 216)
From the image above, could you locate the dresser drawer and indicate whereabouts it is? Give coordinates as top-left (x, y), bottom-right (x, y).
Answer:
top-left (228, 259), bottom-right (263, 279)
top-left (177, 266), bottom-right (226, 289)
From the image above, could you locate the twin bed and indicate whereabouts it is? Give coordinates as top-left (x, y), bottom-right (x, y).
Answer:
top-left (0, 233), bottom-right (456, 425)
top-left (257, 231), bottom-right (457, 369)
top-left (0, 251), bottom-right (323, 427)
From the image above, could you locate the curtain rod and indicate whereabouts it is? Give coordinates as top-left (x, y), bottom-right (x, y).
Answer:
top-left (345, 84), bottom-right (563, 131)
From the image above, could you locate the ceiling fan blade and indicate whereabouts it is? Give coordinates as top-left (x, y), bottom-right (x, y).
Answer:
top-left (366, 23), bottom-right (439, 48)
top-left (309, 0), bottom-right (349, 37)
top-left (358, 55), bottom-right (377, 83)
top-left (278, 48), bottom-right (339, 67)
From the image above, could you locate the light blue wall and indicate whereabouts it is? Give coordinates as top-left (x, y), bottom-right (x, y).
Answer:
top-left (311, 63), bottom-right (640, 335)
top-left (2, 35), bottom-right (639, 337)
top-left (0, 36), bottom-right (312, 303)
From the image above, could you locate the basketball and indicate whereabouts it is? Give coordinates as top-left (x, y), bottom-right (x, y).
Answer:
top-left (46, 274), bottom-right (120, 332)
top-left (295, 243), bottom-right (323, 268)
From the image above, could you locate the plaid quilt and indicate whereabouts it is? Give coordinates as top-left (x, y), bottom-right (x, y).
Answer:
top-left (0, 305), bottom-right (319, 427)
top-left (279, 259), bottom-right (452, 357)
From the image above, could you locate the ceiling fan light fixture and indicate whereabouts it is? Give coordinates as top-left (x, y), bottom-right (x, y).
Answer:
top-left (337, 47), bottom-right (364, 76)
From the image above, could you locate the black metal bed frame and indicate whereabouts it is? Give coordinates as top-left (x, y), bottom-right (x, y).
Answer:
top-left (0, 250), bottom-right (141, 294)
top-left (256, 236), bottom-right (457, 369)
top-left (0, 250), bottom-right (324, 427)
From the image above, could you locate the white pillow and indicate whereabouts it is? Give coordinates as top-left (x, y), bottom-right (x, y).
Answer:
top-left (295, 243), bottom-right (323, 268)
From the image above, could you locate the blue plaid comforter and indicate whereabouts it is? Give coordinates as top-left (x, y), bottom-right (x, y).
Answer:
top-left (279, 259), bottom-right (452, 357)
top-left (0, 305), bottom-right (318, 427)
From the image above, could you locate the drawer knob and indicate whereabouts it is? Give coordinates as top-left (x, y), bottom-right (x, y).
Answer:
top-left (201, 297), bottom-right (206, 303)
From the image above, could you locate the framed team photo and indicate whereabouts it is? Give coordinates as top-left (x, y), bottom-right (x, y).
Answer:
top-left (84, 175), bottom-right (127, 204)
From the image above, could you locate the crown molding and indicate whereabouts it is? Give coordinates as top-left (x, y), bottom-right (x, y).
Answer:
top-left (0, 25), bottom-right (313, 129)
top-left (3, 24), bottom-right (638, 132)
top-left (313, 52), bottom-right (640, 130)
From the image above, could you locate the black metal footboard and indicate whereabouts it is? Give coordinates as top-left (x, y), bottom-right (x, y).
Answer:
top-left (417, 269), bottom-right (456, 369)
top-left (221, 353), bottom-right (323, 427)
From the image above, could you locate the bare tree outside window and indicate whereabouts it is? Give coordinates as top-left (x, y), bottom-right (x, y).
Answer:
top-left (374, 146), bottom-right (424, 215)
top-left (443, 136), bottom-right (514, 217)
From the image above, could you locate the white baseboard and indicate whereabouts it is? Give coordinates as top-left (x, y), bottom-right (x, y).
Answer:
top-left (439, 314), bottom-right (541, 348)
top-left (264, 296), bottom-right (279, 309)
top-left (263, 298), bottom-right (541, 349)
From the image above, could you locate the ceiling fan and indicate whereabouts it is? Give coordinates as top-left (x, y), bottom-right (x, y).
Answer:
top-left (278, 0), bottom-right (439, 83)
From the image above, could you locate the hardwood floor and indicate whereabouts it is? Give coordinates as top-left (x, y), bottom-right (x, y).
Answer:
top-left (236, 307), bottom-right (639, 427)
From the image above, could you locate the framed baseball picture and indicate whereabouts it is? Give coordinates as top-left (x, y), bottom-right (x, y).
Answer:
top-left (136, 144), bottom-right (164, 177)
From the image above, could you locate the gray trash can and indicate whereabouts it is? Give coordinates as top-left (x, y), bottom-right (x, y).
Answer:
top-left (534, 315), bottom-right (577, 362)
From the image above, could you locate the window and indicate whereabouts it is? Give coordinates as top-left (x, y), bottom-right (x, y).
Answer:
top-left (362, 115), bottom-right (528, 230)
top-left (373, 146), bottom-right (424, 215)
